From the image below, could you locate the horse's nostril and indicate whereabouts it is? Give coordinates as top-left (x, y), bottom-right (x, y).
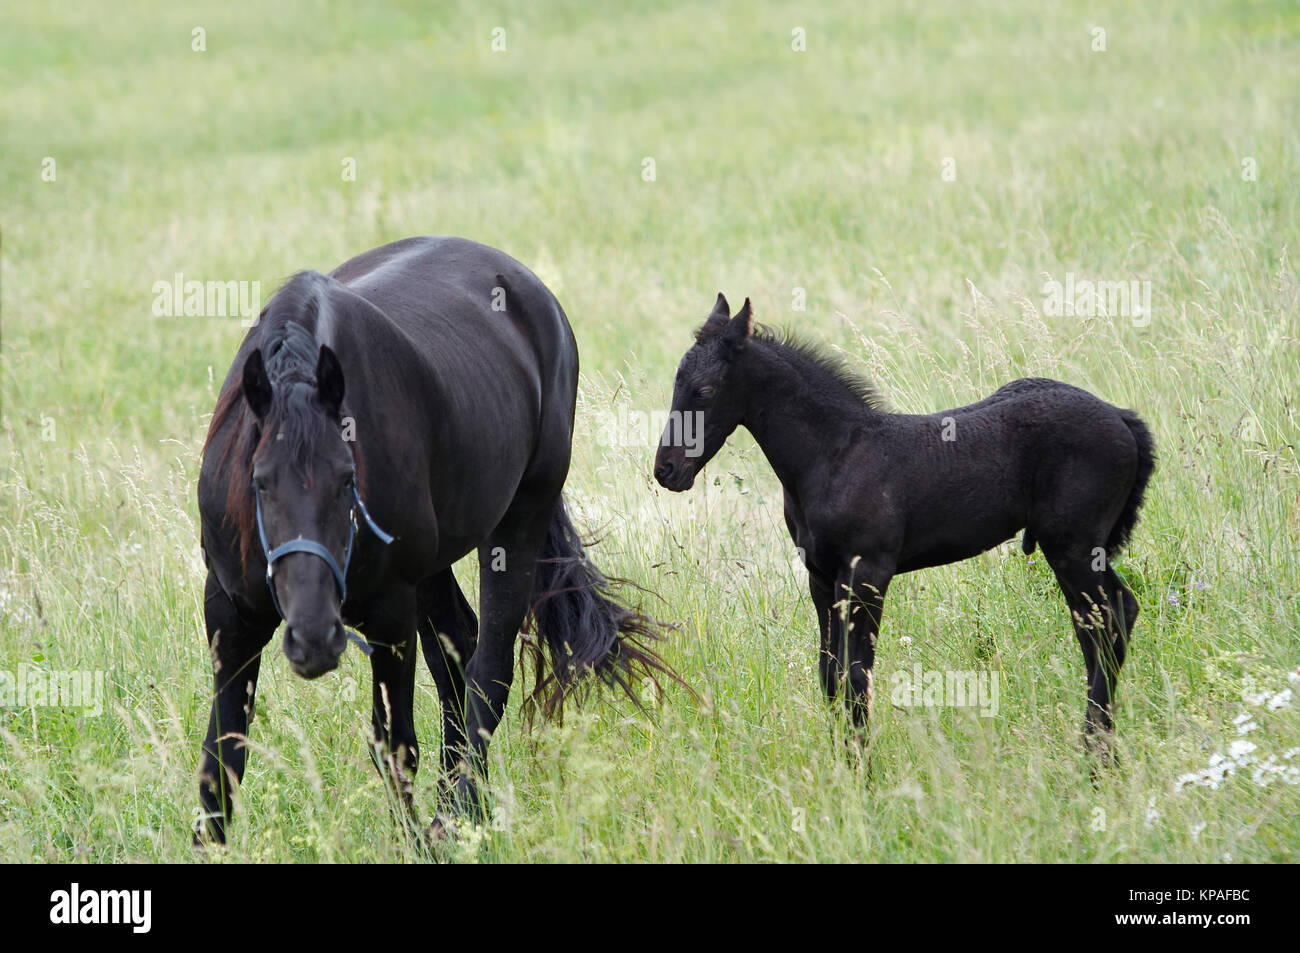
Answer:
top-left (283, 628), bottom-right (305, 661)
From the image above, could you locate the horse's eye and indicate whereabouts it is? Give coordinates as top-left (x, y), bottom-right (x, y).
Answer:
top-left (697, 385), bottom-right (716, 400)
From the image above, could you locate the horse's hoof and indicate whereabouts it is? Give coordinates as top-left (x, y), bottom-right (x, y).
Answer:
top-left (1082, 726), bottom-right (1118, 781)
top-left (451, 776), bottom-right (490, 824)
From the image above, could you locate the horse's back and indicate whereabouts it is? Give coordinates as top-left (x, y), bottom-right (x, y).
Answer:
top-left (331, 236), bottom-right (570, 345)
top-left (332, 237), bottom-right (576, 408)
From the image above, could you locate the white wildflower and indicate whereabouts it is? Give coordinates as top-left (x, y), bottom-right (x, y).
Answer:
top-left (1175, 753), bottom-right (1235, 791)
top-left (1250, 756), bottom-right (1287, 787)
top-left (1228, 740), bottom-right (1257, 763)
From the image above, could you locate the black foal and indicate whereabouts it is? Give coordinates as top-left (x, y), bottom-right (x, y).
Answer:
top-left (655, 294), bottom-right (1154, 752)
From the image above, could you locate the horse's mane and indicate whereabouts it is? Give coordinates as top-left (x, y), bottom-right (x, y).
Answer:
top-left (699, 318), bottom-right (891, 412)
top-left (202, 271), bottom-right (367, 569)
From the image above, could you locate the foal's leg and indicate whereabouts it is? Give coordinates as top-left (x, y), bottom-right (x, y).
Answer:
top-left (196, 572), bottom-right (275, 845)
top-left (416, 569), bottom-right (478, 814)
top-left (1108, 566), bottom-right (1138, 671)
top-left (836, 558), bottom-right (892, 735)
top-left (809, 569), bottom-right (843, 705)
top-left (1042, 544), bottom-right (1126, 752)
top-left (454, 500), bottom-right (554, 819)
top-left (363, 586), bottom-right (421, 825)
top-left (1091, 565), bottom-right (1139, 735)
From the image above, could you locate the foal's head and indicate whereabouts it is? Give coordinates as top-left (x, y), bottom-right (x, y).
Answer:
top-left (242, 343), bottom-right (356, 678)
top-left (654, 293), bottom-right (754, 492)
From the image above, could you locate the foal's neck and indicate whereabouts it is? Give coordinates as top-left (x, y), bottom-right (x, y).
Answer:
top-left (740, 339), bottom-right (882, 491)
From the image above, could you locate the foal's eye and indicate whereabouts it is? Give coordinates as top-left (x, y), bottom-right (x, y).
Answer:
top-left (696, 385), bottom-right (716, 401)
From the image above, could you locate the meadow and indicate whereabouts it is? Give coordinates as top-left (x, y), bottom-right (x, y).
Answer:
top-left (1, 0), bottom-right (1297, 862)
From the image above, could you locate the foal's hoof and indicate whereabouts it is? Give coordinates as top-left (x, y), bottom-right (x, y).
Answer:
top-left (427, 813), bottom-right (459, 842)
top-left (191, 820), bottom-right (227, 851)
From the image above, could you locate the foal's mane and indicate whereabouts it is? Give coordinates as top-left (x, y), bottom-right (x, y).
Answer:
top-left (202, 271), bottom-right (367, 568)
top-left (745, 323), bottom-right (891, 412)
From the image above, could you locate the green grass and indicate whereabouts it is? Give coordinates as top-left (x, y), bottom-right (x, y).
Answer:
top-left (1, 0), bottom-right (1297, 862)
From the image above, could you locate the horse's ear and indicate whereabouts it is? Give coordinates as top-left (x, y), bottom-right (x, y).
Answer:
top-left (316, 344), bottom-right (345, 416)
top-left (723, 297), bottom-right (754, 355)
top-left (241, 349), bottom-right (273, 420)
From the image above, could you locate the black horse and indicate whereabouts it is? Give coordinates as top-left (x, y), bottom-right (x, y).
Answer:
top-left (655, 294), bottom-right (1154, 752)
top-left (197, 236), bottom-right (667, 843)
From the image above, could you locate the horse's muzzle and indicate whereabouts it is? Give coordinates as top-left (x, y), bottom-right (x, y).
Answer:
top-left (283, 621), bottom-right (347, 679)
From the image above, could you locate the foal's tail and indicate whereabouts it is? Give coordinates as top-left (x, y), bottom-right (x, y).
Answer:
top-left (524, 498), bottom-right (679, 718)
top-left (1106, 410), bottom-right (1156, 559)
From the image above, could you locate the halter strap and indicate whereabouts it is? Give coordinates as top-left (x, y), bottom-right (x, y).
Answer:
top-left (254, 481), bottom-right (394, 656)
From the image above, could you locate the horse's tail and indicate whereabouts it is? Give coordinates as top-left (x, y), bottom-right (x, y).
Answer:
top-left (524, 497), bottom-right (679, 718)
top-left (1107, 409), bottom-right (1156, 559)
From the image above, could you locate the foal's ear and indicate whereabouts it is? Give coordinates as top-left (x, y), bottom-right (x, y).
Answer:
top-left (699, 292), bottom-right (731, 336)
top-left (316, 345), bottom-right (345, 416)
top-left (723, 297), bottom-right (754, 355)
top-left (241, 349), bottom-right (273, 420)
top-left (710, 292), bottom-right (731, 321)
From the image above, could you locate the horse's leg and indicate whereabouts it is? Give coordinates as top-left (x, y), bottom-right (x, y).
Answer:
top-left (363, 586), bottom-right (421, 826)
top-left (196, 572), bottom-right (274, 845)
top-left (837, 558), bottom-right (892, 738)
top-left (809, 569), bottom-right (842, 706)
top-left (416, 569), bottom-right (478, 815)
top-left (454, 500), bottom-right (554, 819)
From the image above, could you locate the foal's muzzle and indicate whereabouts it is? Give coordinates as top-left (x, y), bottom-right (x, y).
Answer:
top-left (654, 451), bottom-right (695, 492)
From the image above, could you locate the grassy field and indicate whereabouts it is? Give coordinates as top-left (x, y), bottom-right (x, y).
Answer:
top-left (1, 0), bottom-right (1297, 863)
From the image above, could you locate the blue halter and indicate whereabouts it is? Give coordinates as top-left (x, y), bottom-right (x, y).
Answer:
top-left (254, 478), bottom-right (394, 656)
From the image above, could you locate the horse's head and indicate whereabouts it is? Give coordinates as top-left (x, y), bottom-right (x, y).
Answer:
top-left (654, 293), bottom-right (753, 492)
top-left (242, 343), bottom-right (356, 678)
